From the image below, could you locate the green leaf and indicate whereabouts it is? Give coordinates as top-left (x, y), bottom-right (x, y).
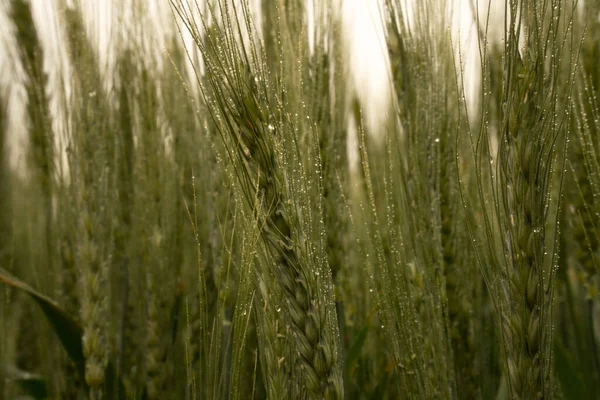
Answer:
top-left (345, 325), bottom-right (369, 376)
top-left (0, 267), bottom-right (85, 379)
top-left (0, 267), bottom-right (128, 399)
top-left (368, 371), bottom-right (390, 400)
top-left (2, 365), bottom-right (48, 399)
top-left (170, 280), bottom-right (185, 345)
top-left (554, 338), bottom-right (586, 400)
top-left (104, 360), bottom-right (127, 400)
top-left (495, 376), bottom-right (508, 400)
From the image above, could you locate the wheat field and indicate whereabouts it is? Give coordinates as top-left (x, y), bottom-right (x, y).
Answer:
top-left (0, 0), bottom-right (599, 399)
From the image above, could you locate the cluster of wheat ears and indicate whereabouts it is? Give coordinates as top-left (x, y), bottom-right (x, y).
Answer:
top-left (0, 0), bottom-right (599, 399)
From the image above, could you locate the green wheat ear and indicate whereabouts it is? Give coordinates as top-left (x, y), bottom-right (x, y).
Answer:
top-left (62, 3), bottom-right (114, 396)
top-left (460, 1), bottom-right (578, 399)
top-left (174, 0), bottom-right (344, 396)
top-left (232, 68), bottom-right (342, 399)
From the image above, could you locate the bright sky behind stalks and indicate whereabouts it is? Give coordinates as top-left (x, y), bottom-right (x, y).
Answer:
top-left (0, 0), bottom-right (512, 177)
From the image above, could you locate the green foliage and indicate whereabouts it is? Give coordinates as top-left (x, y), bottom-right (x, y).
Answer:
top-left (0, 0), bottom-right (599, 399)
top-left (2, 365), bottom-right (48, 399)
